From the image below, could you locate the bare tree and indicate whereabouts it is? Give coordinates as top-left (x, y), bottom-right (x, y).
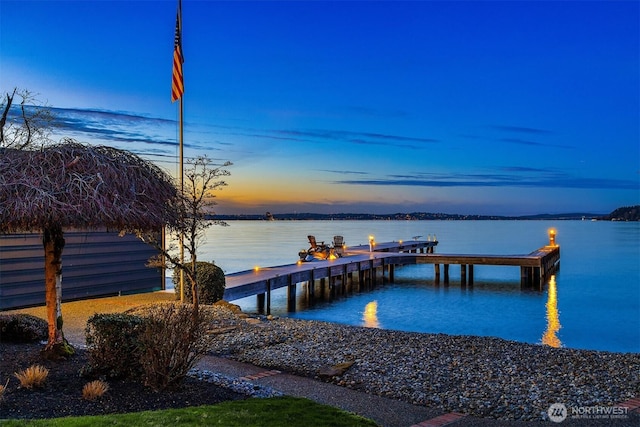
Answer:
top-left (140, 155), bottom-right (231, 319)
top-left (1, 88), bottom-right (54, 149)
top-left (0, 140), bottom-right (181, 357)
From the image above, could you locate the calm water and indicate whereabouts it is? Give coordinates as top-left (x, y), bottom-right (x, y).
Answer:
top-left (190, 220), bottom-right (639, 353)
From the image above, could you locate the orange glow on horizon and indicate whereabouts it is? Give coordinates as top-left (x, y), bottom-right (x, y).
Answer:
top-left (214, 175), bottom-right (429, 214)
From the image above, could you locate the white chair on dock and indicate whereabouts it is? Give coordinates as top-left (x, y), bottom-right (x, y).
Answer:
top-left (333, 235), bottom-right (345, 256)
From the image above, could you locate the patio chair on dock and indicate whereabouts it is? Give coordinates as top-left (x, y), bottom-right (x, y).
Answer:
top-left (308, 235), bottom-right (326, 251)
top-left (333, 235), bottom-right (345, 256)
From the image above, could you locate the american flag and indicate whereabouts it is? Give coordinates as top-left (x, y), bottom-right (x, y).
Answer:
top-left (171, 0), bottom-right (184, 102)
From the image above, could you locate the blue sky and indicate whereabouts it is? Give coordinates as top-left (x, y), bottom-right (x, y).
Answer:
top-left (1, 0), bottom-right (638, 215)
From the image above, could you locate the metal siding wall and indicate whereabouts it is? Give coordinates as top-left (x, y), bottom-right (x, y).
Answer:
top-left (0, 230), bottom-right (163, 310)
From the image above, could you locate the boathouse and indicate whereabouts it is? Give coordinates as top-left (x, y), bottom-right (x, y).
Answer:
top-left (0, 229), bottom-right (164, 310)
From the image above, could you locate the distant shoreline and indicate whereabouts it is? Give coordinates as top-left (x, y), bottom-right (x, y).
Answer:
top-left (210, 211), bottom-right (634, 221)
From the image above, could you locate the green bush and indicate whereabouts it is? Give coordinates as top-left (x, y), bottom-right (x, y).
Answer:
top-left (84, 313), bottom-right (144, 379)
top-left (136, 303), bottom-right (208, 391)
top-left (173, 261), bottom-right (226, 304)
top-left (84, 303), bottom-right (208, 390)
top-left (0, 314), bottom-right (48, 343)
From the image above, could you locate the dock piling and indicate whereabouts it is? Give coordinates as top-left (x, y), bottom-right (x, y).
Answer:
top-left (287, 276), bottom-right (296, 312)
top-left (266, 279), bottom-right (271, 315)
top-left (257, 293), bottom-right (265, 313)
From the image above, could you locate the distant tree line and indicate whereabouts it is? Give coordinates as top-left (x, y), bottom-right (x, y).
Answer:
top-left (209, 207), bottom-right (639, 221)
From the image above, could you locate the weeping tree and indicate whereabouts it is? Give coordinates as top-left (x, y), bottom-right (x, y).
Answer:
top-left (0, 139), bottom-right (181, 357)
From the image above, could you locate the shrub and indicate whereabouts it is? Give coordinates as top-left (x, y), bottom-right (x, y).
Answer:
top-left (84, 313), bottom-right (144, 379)
top-left (82, 380), bottom-right (109, 401)
top-left (136, 302), bottom-right (208, 391)
top-left (173, 261), bottom-right (226, 304)
top-left (0, 314), bottom-right (48, 343)
top-left (0, 379), bottom-right (8, 401)
top-left (14, 365), bottom-right (48, 389)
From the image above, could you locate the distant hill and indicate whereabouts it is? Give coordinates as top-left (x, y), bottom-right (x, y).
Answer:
top-left (601, 205), bottom-right (640, 221)
top-left (210, 209), bottom-right (637, 221)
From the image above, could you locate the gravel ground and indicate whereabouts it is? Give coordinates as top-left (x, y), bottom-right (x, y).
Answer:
top-left (4, 293), bottom-right (639, 423)
top-left (202, 311), bottom-right (640, 422)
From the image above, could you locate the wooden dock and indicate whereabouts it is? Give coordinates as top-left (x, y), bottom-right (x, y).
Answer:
top-left (410, 245), bottom-right (561, 287)
top-left (222, 238), bottom-right (560, 314)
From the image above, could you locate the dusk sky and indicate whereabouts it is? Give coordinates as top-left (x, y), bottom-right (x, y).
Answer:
top-left (1, 0), bottom-right (638, 216)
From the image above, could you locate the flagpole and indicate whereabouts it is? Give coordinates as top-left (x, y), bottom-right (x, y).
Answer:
top-left (179, 94), bottom-right (184, 302)
top-left (171, 0), bottom-right (185, 303)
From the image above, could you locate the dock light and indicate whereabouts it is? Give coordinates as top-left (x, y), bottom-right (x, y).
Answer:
top-left (548, 228), bottom-right (557, 246)
top-left (369, 235), bottom-right (375, 252)
top-left (254, 265), bottom-right (260, 272)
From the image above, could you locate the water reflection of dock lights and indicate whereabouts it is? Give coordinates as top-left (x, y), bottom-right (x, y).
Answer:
top-left (548, 228), bottom-right (557, 246)
top-left (542, 275), bottom-right (562, 348)
top-left (363, 301), bottom-right (380, 328)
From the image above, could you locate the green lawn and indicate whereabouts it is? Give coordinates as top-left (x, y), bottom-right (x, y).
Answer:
top-left (0, 396), bottom-right (379, 427)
